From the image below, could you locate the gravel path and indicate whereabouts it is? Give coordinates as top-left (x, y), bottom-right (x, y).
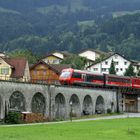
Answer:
top-left (1, 113), bottom-right (140, 127)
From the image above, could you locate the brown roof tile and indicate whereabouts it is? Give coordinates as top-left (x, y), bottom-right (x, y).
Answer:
top-left (30, 60), bottom-right (71, 74)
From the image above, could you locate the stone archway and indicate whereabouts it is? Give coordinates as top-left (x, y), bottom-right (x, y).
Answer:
top-left (69, 94), bottom-right (80, 117)
top-left (83, 95), bottom-right (93, 115)
top-left (31, 92), bottom-right (46, 115)
top-left (55, 93), bottom-right (66, 119)
top-left (9, 91), bottom-right (26, 112)
top-left (95, 95), bottom-right (105, 114)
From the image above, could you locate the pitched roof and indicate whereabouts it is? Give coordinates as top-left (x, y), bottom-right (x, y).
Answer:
top-left (30, 60), bottom-right (72, 74)
top-left (42, 51), bottom-right (73, 60)
top-left (87, 52), bottom-right (131, 68)
top-left (50, 64), bottom-right (72, 74)
top-left (78, 49), bottom-right (105, 55)
top-left (4, 58), bottom-right (27, 78)
top-left (42, 54), bottom-right (63, 60)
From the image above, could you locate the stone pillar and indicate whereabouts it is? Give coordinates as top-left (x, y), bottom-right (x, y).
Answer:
top-left (122, 94), bottom-right (125, 112)
top-left (48, 85), bottom-right (55, 121)
top-left (116, 91), bottom-right (124, 113)
top-left (137, 97), bottom-right (140, 113)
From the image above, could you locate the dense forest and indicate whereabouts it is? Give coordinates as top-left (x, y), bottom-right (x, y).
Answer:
top-left (0, 0), bottom-right (140, 60)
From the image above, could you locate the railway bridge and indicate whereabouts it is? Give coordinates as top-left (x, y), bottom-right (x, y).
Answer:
top-left (0, 81), bottom-right (139, 120)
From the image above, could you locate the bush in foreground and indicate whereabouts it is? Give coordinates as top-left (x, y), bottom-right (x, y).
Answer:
top-left (5, 111), bottom-right (22, 124)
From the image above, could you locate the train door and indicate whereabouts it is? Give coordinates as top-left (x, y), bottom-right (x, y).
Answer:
top-left (124, 94), bottom-right (138, 113)
top-left (82, 74), bottom-right (87, 82)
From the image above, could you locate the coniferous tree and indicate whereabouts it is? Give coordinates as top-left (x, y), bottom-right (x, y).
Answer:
top-left (124, 63), bottom-right (136, 76)
top-left (109, 59), bottom-right (116, 74)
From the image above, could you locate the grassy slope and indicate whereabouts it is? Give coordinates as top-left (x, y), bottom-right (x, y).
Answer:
top-left (0, 118), bottom-right (140, 140)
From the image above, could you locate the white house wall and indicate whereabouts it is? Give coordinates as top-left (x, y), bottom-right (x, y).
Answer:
top-left (53, 52), bottom-right (64, 59)
top-left (87, 54), bottom-right (133, 76)
top-left (79, 50), bottom-right (100, 61)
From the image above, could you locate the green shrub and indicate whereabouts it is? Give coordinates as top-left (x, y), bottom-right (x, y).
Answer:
top-left (107, 108), bottom-right (112, 114)
top-left (6, 111), bottom-right (22, 124)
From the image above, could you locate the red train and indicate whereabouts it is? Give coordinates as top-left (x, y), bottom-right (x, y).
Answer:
top-left (59, 68), bottom-right (140, 89)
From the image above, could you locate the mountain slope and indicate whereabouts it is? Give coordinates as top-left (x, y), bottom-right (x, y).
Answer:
top-left (0, 0), bottom-right (140, 60)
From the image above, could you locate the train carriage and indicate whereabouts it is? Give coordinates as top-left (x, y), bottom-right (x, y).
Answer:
top-left (105, 74), bottom-right (132, 87)
top-left (59, 68), bottom-right (104, 86)
top-left (59, 68), bottom-right (140, 89)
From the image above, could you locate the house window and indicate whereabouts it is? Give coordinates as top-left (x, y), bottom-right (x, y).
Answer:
top-left (114, 61), bottom-right (119, 65)
top-left (93, 68), bottom-right (98, 71)
top-left (34, 70), bottom-right (37, 75)
top-left (43, 70), bottom-right (46, 75)
top-left (47, 60), bottom-right (53, 64)
top-left (0, 68), bottom-right (9, 75)
top-left (116, 68), bottom-right (119, 72)
top-left (53, 59), bottom-right (59, 64)
top-left (124, 61), bottom-right (127, 65)
top-left (102, 68), bottom-right (106, 72)
top-left (105, 61), bottom-right (108, 65)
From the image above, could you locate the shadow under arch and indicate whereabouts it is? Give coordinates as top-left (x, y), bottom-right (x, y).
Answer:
top-left (9, 91), bottom-right (26, 112)
top-left (69, 94), bottom-right (80, 117)
top-left (95, 95), bottom-right (105, 114)
top-left (83, 95), bottom-right (93, 115)
top-left (55, 93), bottom-right (66, 119)
top-left (31, 92), bottom-right (46, 115)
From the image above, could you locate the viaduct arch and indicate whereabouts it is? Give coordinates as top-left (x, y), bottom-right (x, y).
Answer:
top-left (0, 81), bottom-right (117, 120)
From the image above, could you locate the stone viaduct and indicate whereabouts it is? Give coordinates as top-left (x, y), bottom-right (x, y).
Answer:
top-left (0, 81), bottom-right (119, 120)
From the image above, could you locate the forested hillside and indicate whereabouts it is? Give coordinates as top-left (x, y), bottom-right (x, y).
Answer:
top-left (0, 0), bottom-right (140, 60)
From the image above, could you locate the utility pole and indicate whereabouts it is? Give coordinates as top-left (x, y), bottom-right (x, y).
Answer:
top-left (70, 101), bottom-right (73, 122)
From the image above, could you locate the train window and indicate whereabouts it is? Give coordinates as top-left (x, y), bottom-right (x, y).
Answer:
top-left (95, 75), bottom-right (104, 80)
top-left (86, 74), bottom-right (104, 81)
top-left (108, 76), bottom-right (130, 83)
top-left (87, 75), bottom-right (94, 82)
top-left (108, 77), bottom-right (116, 82)
top-left (60, 71), bottom-right (71, 78)
top-left (72, 72), bottom-right (82, 79)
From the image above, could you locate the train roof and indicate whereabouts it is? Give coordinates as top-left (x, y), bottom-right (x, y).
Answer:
top-left (62, 68), bottom-right (103, 75)
top-left (62, 68), bottom-right (140, 79)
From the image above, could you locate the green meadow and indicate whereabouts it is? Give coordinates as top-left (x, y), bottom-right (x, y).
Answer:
top-left (0, 118), bottom-right (140, 140)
